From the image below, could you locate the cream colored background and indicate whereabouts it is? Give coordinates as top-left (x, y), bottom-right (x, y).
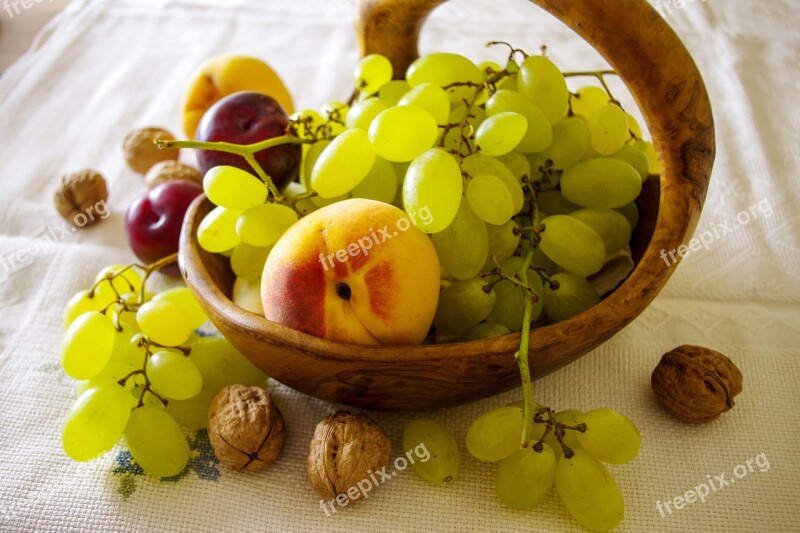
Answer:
top-left (0, 0), bottom-right (798, 531)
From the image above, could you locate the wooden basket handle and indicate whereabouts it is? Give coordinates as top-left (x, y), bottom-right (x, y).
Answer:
top-left (356, 0), bottom-right (714, 289)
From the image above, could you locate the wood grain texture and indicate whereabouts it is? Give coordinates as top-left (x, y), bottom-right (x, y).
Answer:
top-left (180, 0), bottom-right (714, 410)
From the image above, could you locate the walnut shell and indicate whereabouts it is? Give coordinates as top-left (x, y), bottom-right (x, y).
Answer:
top-left (207, 385), bottom-right (286, 471)
top-left (123, 127), bottom-right (179, 174)
top-left (144, 160), bottom-right (202, 189)
top-left (307, 411), bottom-right (391, 502)
top-left (652, 345), bottom-right (743, 423)
top-left (53, 169), bottom-right (109, 227)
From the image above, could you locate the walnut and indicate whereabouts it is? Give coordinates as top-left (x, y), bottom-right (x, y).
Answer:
top-left (207, 385), bottom-right (286, 471)
top-left (144, 160), bottom-right (202, 189)
top-left (307, 411), bottom-right (391, 502)
top-left (54, 169), bottom-right (109, 227)
top-left (123, 127), bottom-right (179, 174)
top-left (651, 345), bottom-right (743, 423)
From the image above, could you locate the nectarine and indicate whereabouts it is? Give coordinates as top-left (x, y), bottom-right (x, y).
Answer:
top-left (261, 199), bottom-right (440, 345)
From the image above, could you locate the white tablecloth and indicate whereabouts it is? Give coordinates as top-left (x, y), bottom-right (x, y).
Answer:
top-left (1, 0), bottom-right (798, 531)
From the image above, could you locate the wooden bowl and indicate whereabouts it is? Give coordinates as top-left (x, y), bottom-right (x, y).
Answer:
top-left (179, 0), bottom-right (714, 410)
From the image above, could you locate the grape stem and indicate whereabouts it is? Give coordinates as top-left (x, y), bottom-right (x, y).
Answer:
top-left (156, 135), bottom-right (311, 202)
top-left (563, 70), bottom-right (621, 106)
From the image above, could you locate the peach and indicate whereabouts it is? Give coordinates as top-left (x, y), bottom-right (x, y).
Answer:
top-left (261, 199), bottom-right (440, 345)
top-left (181, 54), bottom-right (294, 139)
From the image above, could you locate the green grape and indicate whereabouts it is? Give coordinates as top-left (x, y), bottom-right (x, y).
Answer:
top-left (475, 112), bottom-right (528, 157)
top-left (283, 181), bottom-right (315, 216)
top-left (301, 140), bottom-right (349, 208)
top-left (355, 54), bottom-right (393, 94)
top-left (460, 321), bottom-right (511, 341)
top-left (560, 158), bottom-right (642, 209)
top-left (486, 219), bottom-right (521, 265)
top-left (589, 104), bottom-right (629, 155)
top-left (345, 98), bottom-right (387, 130)
top-left (555, 450), bottom-right (625, 531)
top-left (402, 148), bottom-right (462, 233)
top-left (152, 287), bottom-right (208, 330)
top-left (166, 389), bottom-right (214, 431)
top-left (478, 60), bottom-right (503, 75)
top-left (431, 200), bottom-right (488, 280)
top-left (62, 382), bottom-right (135, 461)
top-left (230, 243), bottom-right (272, 281)
top-left (290, 109), bottom-right (325, 140)
top-left (490, 256), bottom-right (544, 331)
top-left (496, 445), bottom-right (557, 509)
top-left (125, 333), bottom-right (149, 368)
top-left (197, 206), bottom-right (241, 253)
top-left (136, 300), bottom-right (192, 347)
top-left (236, 203), bottom-right (298, 247)
top-left (570, 86), bottom-right (609, 120)
top-left (554, 409), bottom-right (584, 451)
top-left (379, 80), bottom-right (411, 107)
top-left (539, 117), bottom-right (591, 170)
top-left (528, 156), bottom-right (561, 191)
top-left (189, 336), bottom-right (267, 395)
top-left (61, 311), bottom-right (116, 380)
top-left (543, 273), bottom-right (601, 323)
top-left (518, 55), bottom-right (569, 125)
top-left (570, 208), bottom-right (632, 254)
top-left (352, 156), bottom-right (398, 203)
top-left (466, 406), bottom-right (530, 462)
top-left (496, 151), bottom-right (531, 184)
top-left (202, 165), bottom-right (267, 210)
top-left (124, 405), bottom-right (190, 478)
top-left (538, 190), bottom-right (580, 217)
top-left (95, 265), bottom-right (143, 295)
top-left (146, 350), bottom-right (203, 401)
top-left (63, 290), bottom-right (108, 329)
top-left (577, 408), bottom-right (641, 464)
top-left (531, 244), bottom-right (558, 275)
top-left (398, 82), bottom-right (451, 125)
top-left (539, 215), bottom-right (606, 277)
top-left (406, 52), bottom-right (483, 104)
top-left (433, 278), bottom-right (496, 335)
top-left (403, 419), bottom-right (460, 485)
top-left (615, 202), bottom-right (639, 230)
top-left (75, 361), bottom-right (136, 396)
top-left (232, 276), bottom-right (264, 315)
top-left (485, 90), bottom-right (552, 153)
top-left (461, 153), bottom-right (523, 214)
top-left (633, 139), bottom-right (660, 175)
top-left (369, 105), bottom-right (438, 162)
top-left (626, 113), bottom-right (643, 139)
top-left (611, 144), bottom-right (650, 182)
top-left (311, 128), bottom-right (376, 197)
top-left (467, 174), bottom-right (515, 225)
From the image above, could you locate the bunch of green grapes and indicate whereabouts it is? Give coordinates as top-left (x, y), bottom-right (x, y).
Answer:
top-left (467, 402), bottom-right (641, 531)
top-left (61, 263), bottom-right (267, 477)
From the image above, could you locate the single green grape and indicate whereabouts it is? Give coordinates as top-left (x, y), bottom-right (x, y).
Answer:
top-left (311, 128), bottom-right (376, 198)
top-left (236, 203), bottom-right (298, 247)
top-left (633, 140), bottom-right (660, 175)
top-left (560, 158), bottom-right (642, 209)
top-left (476, 112), bottom-right (528, 157)
top-left (352, 156), bottom-right (398, 204)
top-left (615, 202), bottom-right (640, 230)
top-left (146, 350), bottom-right (203, 401)
top-left (124, 405), bottom-right (190, 478)
top-left (589, 103), bottom-right (630, 155)
top-left (403, 419), bottom-right (460, 486)
top-left (466, 406), bottom-right (524, 462)
top-left (555, 450), bottom-right (625, 531)
top-left (355, 54), bottom-right (393, 94)
top-left (94, 265), bottom-right (143, 296)
top-left (369, 105), bottom-right (439, 162)
top-left (63, 290), bottom-right (108, 329)
top-left (485, 219), bottom-right (520, 267)
top-left (569, 208), bottom-right (632, 254)
top-left (517, 55), bottom-right (569, 125)
top-left (345, 98), bottom-right (387, 131)
top-left (461, 153), bottom-right (524, 214)
top-left (398, 82), bottom-right (451, 125)
top-left (460, 321), bottom-right (511, 341)
top-left (136, 300), bottom-right (192, 347)
top-left (485, 90), bottom-right (553, 153)
top-left (75, 360), bottom-right (136, 397)
top-left (490, 256), bottom-right (545, 331)
top-left (197, 206), bottom-right (241, 253)
top-left (543, 273), bottom-right (601, 323)
top-left (166, 389), bottom-right (214, 431)
top-left (467, 174), bottom-right (515, 225)
top-left (61, 311), bottom-right (116, 380)
top-left (496, 151), bottom-right (530, 184)
top-left (152, 287), bottom-right (208, 330)
top-left (539, 215), bottom-right (606, 277)
top-left (577, 408), bottom-right (641, 464)
top-left (539, 117), bottom-right (591, 170)
top-left (62, 382), bottom-right (135, 461)
top-left (406, 52), bottom-right (484, 104)
top-left (402, 148), bottom-right (462, 233)
top-left (570, 86), bottom-right (610, 120)
top-left (537, 191), bottom-right (580, 216)
top-left (495, 445), bottom-right (557, 509)
top-left (431, 199), bottom-right (488, 280)
top-left (378, 80), bottom-right (411, 107)
top-left (433, 278), bottom-right (496, 335)
top-left (189, 336), bottom-right (267, 395)
top-left (611, 144), bottom-right (650, 182)
top-left (203, 165), bottom-right (267, 210)
top-left (230, 243), bottom-right (272, 281)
